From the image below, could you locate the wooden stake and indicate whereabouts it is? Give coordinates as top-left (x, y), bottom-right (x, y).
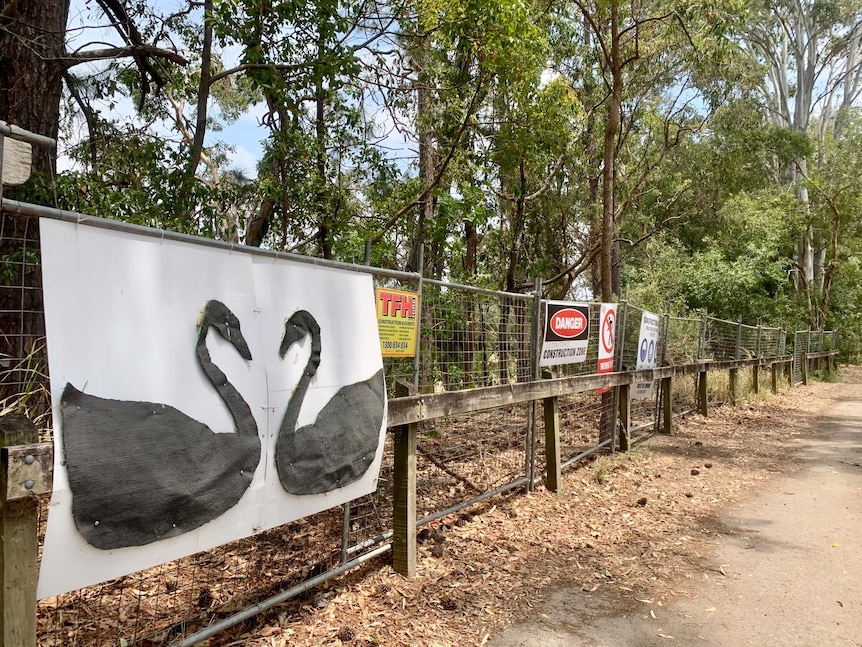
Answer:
top-left (392, 383), bottom-right (416, 577)
top-left (661, 377), bottom-right (672, 434)
top-left (618, 384), bottom-right (631, 452)
top-left (0, 414), bottom-right (38, 647)
top-left (543, 394), bottom-right (561, 493)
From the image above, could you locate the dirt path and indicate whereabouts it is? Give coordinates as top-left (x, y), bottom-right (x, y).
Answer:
top-left (490, 374), bottom-right (862, 647)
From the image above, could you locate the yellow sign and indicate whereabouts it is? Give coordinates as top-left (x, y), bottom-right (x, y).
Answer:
top-left (375, 287), bottom-right (419, 357)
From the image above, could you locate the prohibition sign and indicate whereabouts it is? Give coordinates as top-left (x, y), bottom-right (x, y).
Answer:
top-left (601, 310), bottom-right (615, 354)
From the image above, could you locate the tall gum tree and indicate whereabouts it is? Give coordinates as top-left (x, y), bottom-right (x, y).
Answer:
top-left (742, 0), bottom-right (862, 325)
top-left (564, 0), bottom-right (733, 301)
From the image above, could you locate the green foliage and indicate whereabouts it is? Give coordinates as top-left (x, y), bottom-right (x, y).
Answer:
top-left (16, 0), bottom-right (859, 361)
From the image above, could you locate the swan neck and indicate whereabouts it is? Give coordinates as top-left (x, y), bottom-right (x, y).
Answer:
top-left (279, 328), bottom-right (321, 435)
top-left (197, 326), bottom-right (257, 437)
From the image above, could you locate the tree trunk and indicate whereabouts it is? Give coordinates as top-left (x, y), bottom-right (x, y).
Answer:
top-left (407, 45), bottom-right (436, 273)
top-left (600, 0), bottom-right (622, 303)
top-left (0, 0), bottom-right (69, 174)
top-left (0, 0), bottom-right (68, 415)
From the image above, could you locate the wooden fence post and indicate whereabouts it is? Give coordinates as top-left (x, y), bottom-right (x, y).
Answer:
top-left (802, 354), bottom-right (809, 386)
top-left (661, 376), bottom-right (672, 434)
top-left (752, 363), bottom-right (760, 395)
top-left (618, 384), bottom-right (631, 452)
top-left (392, 383), bottom-right (417, 577)
top-left (698, 368), bottom-right (709, 416)
top-left (728, 368), bottom-right (738, 405)
top-left (0, 414), bottom-right (39, 647)
top-left (543, 391), bottom-right (561, 493)
top-left (771, 362), bottom-right (779, 394)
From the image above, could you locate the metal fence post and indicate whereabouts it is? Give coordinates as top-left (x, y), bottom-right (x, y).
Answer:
top-left (658, 307), bottom-right (671, 434)
top-left (697, 311), bottom-right (709, 414)
top-left (615, 301), bottom-right (628, 372)
top-left (729, 316), bottom-right (742, 404)
top-left (753, 318), bottom-right (762, 395)
top-left (412, 244), bottom-right (425, 390)
top-left (526, 278), bottom-right (542, 491)
top-left (615, 301), bottom-right (629, 449)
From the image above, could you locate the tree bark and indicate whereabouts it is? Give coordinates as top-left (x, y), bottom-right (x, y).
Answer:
top-left (0, 0), bottom-right (69, 411)
top-left (0, 0), bottom-right (69, 174)
top-left (600, 0), bottom-right (622, 302)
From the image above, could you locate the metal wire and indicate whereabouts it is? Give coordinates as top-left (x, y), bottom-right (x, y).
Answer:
top-left (3, 191), bottom-right (836, 646)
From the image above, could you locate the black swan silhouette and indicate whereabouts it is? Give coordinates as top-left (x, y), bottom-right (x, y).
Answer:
top-left (276, 310), bottom-right (385, 495)
top-left (59, 300), bottom-right (260, 550)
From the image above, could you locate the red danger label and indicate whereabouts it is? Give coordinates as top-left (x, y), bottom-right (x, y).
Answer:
top-left (550, 309), bottom-right (587, 338)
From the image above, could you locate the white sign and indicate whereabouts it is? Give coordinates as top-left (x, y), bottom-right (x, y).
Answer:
top-left (597, 303), bottom-right (617, 393)
top-left (632, 310), bottom-right (660, 399)
top-left (540, 301), bottom-right (590, 367)
top-left (38, 219), bottom-right (387, 598)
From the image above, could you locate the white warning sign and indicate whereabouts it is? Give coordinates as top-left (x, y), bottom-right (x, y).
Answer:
top-left (597, 303), bottom-right (617, 393)
top-left (632, 310), bottom-right (660, 399)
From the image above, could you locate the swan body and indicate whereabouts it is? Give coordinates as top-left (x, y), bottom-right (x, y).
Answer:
top-left (275, 310), bottom-right (385, 496)
top-left (60, 300), bottom-right (260, 550)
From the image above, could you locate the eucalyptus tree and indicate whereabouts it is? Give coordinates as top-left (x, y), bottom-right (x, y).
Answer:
top-left (555, 0), bottom-right (736, 301)
top-left (796, 109), bottom-right (862, 327)
top-left (211, 0), bottom-right (401, 257)
top-left (742, 0), bottom-right (862, 323)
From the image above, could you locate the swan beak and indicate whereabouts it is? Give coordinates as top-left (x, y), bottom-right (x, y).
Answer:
top-left (278, 332), bottom-right (293, 358)
top-left (279, 323), bottom-right (304, 358)
top-left (232, 333), bottom-right (253, 361)
top-left (215, 320), bottom-right (252, 360)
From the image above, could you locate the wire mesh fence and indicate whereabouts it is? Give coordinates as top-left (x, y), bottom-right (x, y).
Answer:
top-left (0, 214), bottom-right (50, 427)
top-left (555, 390), bottom-right (615, 463)
top-left (1, 201), bottom-right (839, 647)
top-left (793, 330), bottom-right (807, 384)
top-left (416, 404), bottom-right (529, 523)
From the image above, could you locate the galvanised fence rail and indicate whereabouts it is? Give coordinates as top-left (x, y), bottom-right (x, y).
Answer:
top-left (0, 123), bottom-right (841, 646)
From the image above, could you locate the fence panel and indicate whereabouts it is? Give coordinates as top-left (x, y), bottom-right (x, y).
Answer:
top-left (418, 283), bottom-right (534, 392)
top-left (704, 317), bottom-right (738, 360)
top-left (416, 404), bottom-right (529, 522)
top-left (793, 331), bottom-right (808, 385)
top-left (0, 210), bottom-right (838, 647)
top-left (0, 214), bottom-right (49, 425)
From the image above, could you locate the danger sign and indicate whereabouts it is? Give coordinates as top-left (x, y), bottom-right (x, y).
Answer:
top-left (540, 301), bottom-right (590, 367)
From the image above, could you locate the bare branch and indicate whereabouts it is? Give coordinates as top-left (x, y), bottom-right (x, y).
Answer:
top-left (63, 44), bottom-right (189, 69)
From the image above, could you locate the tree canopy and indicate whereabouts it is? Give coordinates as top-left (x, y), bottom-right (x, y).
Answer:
top-left (2, 0), bottom-right (862, 351)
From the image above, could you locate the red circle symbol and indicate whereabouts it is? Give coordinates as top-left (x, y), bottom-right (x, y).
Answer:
top-left (601, 310), bottom-right (615, 354)
top-left (550, 308), bottom-right (587, 338)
